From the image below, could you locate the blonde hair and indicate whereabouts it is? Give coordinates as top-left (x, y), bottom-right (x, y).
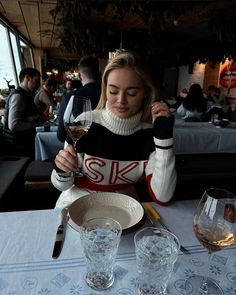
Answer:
top-left (96, 50), bottom-right (157, 122)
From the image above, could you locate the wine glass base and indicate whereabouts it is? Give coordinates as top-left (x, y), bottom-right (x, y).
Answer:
top-left (185, 275), bottom-right (223, 294)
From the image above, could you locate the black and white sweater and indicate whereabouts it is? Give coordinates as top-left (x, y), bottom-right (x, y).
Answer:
top-left (51, 105), bottom-right (176, 208)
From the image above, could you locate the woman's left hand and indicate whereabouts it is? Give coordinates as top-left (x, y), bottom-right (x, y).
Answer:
top-left (151, 101), bottom-right (171, 122)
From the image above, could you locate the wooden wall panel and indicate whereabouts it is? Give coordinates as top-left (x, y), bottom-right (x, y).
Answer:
top-left (203, 61), bottom-right (220, 93)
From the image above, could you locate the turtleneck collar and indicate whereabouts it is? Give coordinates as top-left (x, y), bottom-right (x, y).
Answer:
top-left (100, 103), bottom-right (143, 135)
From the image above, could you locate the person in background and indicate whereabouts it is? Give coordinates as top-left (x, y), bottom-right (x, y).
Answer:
top-left (34, 77), bottom-right (58, 116)
top-left (176, 83), bottom-right (207, 121)
top-left (57, 55), bottom-right (101, 142)
top-left (205, 85), bottom-right (226, 108)
top-left (202, 85), bottom-right (226, 121)
top-left (64, 79), bottom-right (73, 93)
top-left (205, 85), bottom-right (216, 105)
top-left (3, 67), bottom-right (45, 158)
top-left (224, 96), bottom-right (236, 122)
top-left (71, 79), bottom-right (82, 91)
top-left (51, 50), bottom-right (176, 209)
top-left (0, 97), bottom-right (6, 125)
top-left (176, 88), bottom-right (188, 107)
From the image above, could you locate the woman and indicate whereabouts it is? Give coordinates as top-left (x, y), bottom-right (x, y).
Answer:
top-left (176, 83), bottom-right (207, 120)
top-left (51, 51), bottom-right (176, 208)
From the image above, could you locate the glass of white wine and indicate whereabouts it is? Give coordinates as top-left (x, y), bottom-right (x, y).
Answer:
top-left (186, 188), bottom-right (236, 294)
top-left (63, 95), bottom-right (92, 177)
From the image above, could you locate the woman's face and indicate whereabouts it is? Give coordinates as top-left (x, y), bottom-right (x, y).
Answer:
top-left (106, 67), bottom-right (145, 118)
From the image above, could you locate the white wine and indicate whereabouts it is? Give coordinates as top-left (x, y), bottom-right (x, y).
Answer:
top-left (65, 124), bottom-right (90, 141)
top-left (193, 224), bottom-right (235, 253)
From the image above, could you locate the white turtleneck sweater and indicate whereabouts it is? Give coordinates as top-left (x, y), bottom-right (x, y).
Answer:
top-left (51, 105), bottom-right (176, 208)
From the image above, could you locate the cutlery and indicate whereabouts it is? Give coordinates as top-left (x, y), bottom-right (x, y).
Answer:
top-left (52, 207), bottom-right (68, 259)
top-left (145, 203), bottom-right (191, 255)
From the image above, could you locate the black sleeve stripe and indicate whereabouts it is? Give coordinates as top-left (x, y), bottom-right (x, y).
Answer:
top-left (155, 144), bottom-right (173, 150)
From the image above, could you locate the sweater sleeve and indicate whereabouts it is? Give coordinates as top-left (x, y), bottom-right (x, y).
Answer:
top-left (145, 115), bottom-right (177, 205)
top-left (51, 169), bottom-right (74, 191)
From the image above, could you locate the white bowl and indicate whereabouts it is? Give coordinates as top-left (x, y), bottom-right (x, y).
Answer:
top-left (68, 192), bottom-right (145, 234)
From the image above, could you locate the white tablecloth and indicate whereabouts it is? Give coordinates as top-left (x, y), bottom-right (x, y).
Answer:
top-left (35, 131), bottom-right (63, 160)
top-left (174, 119), bottom-right (236, 154)
top-left (35, 121), bottom-right (236, 161)
top-left (0, 200), bottom-right (235, 294)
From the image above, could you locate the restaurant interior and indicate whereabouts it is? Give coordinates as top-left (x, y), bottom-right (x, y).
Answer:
top-left (1, 0), bottom-right (236, 211)
top-left (1, 2), bottom-right (236, 294)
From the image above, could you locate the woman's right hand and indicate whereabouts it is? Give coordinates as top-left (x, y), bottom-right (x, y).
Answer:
top-left (54, 144), bottom-right (78, 173)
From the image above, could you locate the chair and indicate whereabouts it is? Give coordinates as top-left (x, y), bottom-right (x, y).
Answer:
top-left (24, 160), bottom-right (60, 210)
top-left (24, 160), bottom-right (54, 190)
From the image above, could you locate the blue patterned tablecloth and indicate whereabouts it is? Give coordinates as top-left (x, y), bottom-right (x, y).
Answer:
top-left (0, 201), bottom-right (235, 295)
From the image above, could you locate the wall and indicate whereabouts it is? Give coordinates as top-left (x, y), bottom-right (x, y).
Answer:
top-left (203, 61), bottom-right (220, 93)
top-left (177, 62), bottom-right (206, 95)
top-left (176, 59), bottom-right (236, 98)
top-left (163, 67), bottom-right (178, 98)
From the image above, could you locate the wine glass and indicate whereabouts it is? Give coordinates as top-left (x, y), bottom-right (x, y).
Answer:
top-left (63, 95), bottom-right (92, 177)
top-left (48, 105), bottom-right (59, 124)
top-left (186, 188), bottom-right (236, 294)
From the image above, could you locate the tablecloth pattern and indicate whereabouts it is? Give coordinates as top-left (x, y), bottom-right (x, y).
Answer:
top-left (0, 202), bottom-right (235, 294)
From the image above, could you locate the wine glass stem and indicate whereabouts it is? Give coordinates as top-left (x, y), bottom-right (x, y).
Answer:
top-left (199, 253), bottom-right (212, 294)
top-left (72, 140), bottom-right (82, 175)
top-left (73, 140), bottom-right (77, 150)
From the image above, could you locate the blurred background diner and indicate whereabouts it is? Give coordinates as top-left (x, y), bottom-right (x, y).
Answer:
top-left (175, 83), bottom-right (207, 121)
top-left (57, 55), bottom-right (101, 143)
top-left (1, 0), bottom-right (236, 211)
top-left (34, 77), bottom-right (58, 117)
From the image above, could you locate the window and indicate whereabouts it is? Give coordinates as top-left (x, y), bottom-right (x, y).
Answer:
top-left (0, 21), bottom-right (34, 91)
top-left (0, 24), bottom-right (16, 89)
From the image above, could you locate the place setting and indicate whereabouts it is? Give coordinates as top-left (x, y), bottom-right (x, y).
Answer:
top-left (0, 188), bottom-right (235, 294)
top-left (46, 187), bottom-right (236, 294)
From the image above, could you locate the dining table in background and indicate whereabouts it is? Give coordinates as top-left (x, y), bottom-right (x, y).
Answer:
top-left (0, 199), bottom-right (235, 294)
top-left (35, 126), bottom-right (63, 161)
top-left (174, 119), bottom-right (236, 154)
top-left (35, 120), bottom-right (236, 161)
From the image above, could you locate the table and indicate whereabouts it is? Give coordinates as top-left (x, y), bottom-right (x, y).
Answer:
top-left (35, 131), bottom-right (63, 160)
top-left (174, 119), bottom-right (236, 154)
top-left (35, 120), bottom-right (236, 161)
top-left (0, 200), bottom-right (235, 294)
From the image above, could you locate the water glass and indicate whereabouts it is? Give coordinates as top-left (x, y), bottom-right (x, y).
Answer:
top-left (134, 227), bottom-right (180, 295)
top-left (79, 217), bottom-right (122, 290)
top-left (211, 114), bottom-right (220, 125)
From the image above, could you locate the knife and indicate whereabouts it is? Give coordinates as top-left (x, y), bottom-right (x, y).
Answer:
top-left (145, 203), bottom-right (191, 255)
top-left (52, 207), bottom-right (68, 259)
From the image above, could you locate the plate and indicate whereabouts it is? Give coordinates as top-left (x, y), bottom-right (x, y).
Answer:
top-left (68, 192), bottom-right (145, 234)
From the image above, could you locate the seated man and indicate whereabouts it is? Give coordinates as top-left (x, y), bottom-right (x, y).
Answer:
top-left (3, 68), bottom-right (45, 158)
top-left (34, 77), bottom-right (58, 116)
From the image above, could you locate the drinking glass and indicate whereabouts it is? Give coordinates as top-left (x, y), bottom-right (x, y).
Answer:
top-left (79, 217), bottom-right (122, 290)
top-left (186, 188), bottom-right (236, 294)
top-left (48, 105), bottom-right (59, 124)
top-left (134, 227), bottom-right (180, 295)
top-left (63, 95), bottom-right (92, 177)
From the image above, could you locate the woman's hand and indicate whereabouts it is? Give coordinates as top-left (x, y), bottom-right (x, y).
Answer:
top-left (54, 144), bottom-right (78, 173)
top-left (151, 101), bottom-right (171, 123)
